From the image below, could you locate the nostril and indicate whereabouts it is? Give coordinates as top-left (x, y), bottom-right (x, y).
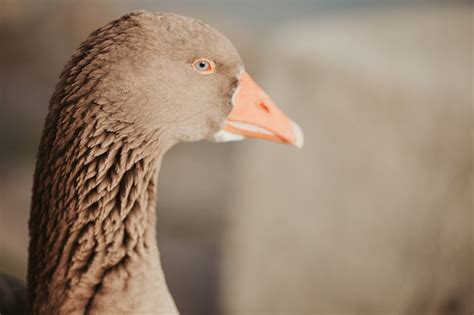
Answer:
top-left (259, 102), bottom-right (270, 113)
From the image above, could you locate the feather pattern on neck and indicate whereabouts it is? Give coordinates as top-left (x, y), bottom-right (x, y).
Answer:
top-left (28, 12), bottom-right (177, 314)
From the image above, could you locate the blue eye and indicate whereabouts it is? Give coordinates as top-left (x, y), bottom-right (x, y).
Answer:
top-left (192, 58), bottom-right (215, 74)
top-left (196, 61), bottom-right (209, 71)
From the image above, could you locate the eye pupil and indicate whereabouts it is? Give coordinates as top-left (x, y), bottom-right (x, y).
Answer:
top-left (193, 59), bottom-right (214, 74)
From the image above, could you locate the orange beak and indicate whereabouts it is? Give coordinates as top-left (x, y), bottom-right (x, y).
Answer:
top-left (219, 72), bottom-right (303, 148)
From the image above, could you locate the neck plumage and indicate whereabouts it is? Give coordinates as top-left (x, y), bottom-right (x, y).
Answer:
top-left (28, 103), bottom-right (178, 314)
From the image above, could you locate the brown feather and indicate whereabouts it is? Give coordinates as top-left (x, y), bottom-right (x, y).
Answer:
top-left (28, 10), bottom-right (242, 314)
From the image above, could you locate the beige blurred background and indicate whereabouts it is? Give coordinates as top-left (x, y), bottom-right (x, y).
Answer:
top-left (0, 1), bottom-right (472, 314)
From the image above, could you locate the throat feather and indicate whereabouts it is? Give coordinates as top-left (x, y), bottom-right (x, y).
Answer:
top-left (29, 120), bottom-right (160, 314)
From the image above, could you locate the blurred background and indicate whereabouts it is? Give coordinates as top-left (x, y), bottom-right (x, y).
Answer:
top-left (0, 0), bottom-right (472, 314)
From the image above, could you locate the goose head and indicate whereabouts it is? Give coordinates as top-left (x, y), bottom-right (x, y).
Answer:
top-left (83, 11), bottom-right (303, 150)
top-left (27, 11), bottom-right (304, 314)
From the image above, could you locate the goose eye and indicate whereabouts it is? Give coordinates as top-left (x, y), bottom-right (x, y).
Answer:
top-left (196, 61), bottom-right (209, 71)
top-left (192, 58), bottom-right (215, 75)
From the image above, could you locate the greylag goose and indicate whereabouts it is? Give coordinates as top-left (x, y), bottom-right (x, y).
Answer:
top-left (2, 10), bottom-right (303, 314)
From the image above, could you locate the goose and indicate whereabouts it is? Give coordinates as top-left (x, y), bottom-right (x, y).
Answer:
top-left (1, 10), bottom-right (303, 314)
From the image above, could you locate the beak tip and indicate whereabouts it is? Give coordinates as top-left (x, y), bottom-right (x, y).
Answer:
top-left (292, 121), bottom-right (304, 149)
